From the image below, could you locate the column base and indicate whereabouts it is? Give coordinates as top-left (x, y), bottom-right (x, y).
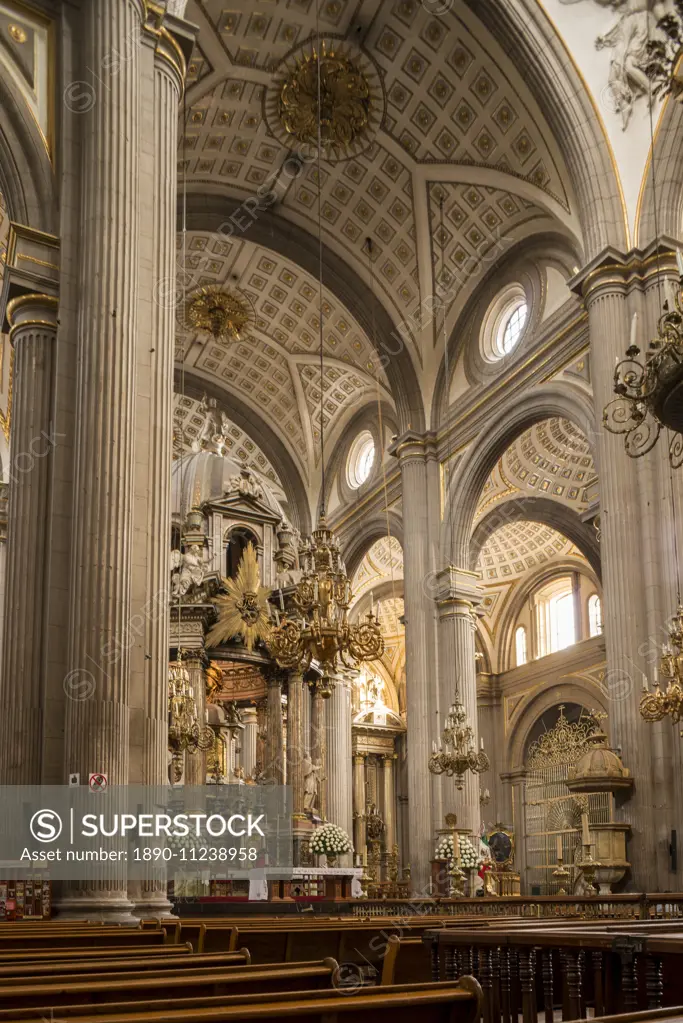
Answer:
top-left (53, 894), bottom-right (137, 924)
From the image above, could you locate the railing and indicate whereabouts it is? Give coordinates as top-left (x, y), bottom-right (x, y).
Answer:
top-left (352, 895), bottom-right (683, 919)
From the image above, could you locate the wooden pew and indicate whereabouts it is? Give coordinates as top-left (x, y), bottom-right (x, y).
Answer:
top-left (0, 960), bottom-right (343, 1013)
top-left (0, 943), bottom-right (193, 963)
top-left (0, 950), bottom-right (251, 981)
top-left (0, 977), bottom-right (483, 1023)
top-left (0, 929), bottom-right (167, 950)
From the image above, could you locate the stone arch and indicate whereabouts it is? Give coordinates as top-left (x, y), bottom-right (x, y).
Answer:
top-left (178, 370), bottom-right (312, 535)
top-left (505, 681), bottom-right (608, 775)
top-left (635, 97), bottom-right (683, 246)
top-left (341, 515), bottom-right (404, 580)
top-left (443, 383), bottom-right (597, 568)
top-left (0, 71), bottom-right (56, 234)
top-left (469, 496), bottom-right (601, 578)
top-left (467, 0), bottom-right (628, 258)
top-left (183, 193), bottom-right (425, 435)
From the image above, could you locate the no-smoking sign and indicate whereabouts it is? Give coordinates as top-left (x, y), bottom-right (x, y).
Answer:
top-left (88, 773), bottom-right (108, 792)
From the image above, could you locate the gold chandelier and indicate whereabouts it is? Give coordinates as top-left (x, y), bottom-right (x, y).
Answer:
top-left (185, 285), bottom-right (253, 344)
top-left (268, 516), bottom-right (384, 695)
top-left (429, 692), bottom-right (489, 790)
top-left (640, 604), bottom-right (683, 734)
top-left (168, 656), bottom-right (215, 781)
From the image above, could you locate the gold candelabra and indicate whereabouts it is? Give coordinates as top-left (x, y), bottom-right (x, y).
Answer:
top-left (429, 693), bottom-right (489, 789)
top-left (640, 604), bottom-right (683, 734)
top-left (552, 855), bottom-right (571, 895)
top-left (167, 656), bottom-right (215, 782)
top-left (268, 516), bottom-right (383, 694)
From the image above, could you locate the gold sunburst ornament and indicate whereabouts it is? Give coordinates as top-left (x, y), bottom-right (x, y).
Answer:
top-left (186, 285), bottom-right (252, 344)
top-left (206, 542), bottom-right (272, 652)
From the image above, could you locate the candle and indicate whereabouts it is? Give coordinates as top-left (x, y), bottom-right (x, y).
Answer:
top-left (654, 662), bottom-right (659, 685)
top-left (629, 311), bottom-right (638, 348)
top-left (480, 737), bottom-right (484, 750)
top-left (676, 249), bottom-right (683, 279)
top-left (581, 813), bottom-right (590, 848)
top-left (453, 831), bottom-right (460, 862)
top-left (642, 673), bottom-right (649, 693)
top-left (432, 741), bottom-right (438, 754)
top-left (556, 834), bottom-right (563, 862)
top-left (278, 588), bottom-right (285, 611)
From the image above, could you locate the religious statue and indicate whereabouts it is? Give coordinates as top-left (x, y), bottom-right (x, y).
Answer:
top-left (302, 756), bottom-right (323, 812)
top-left (170, 547), bottom-right (204, 597)
top-left (560, 0), bottom-right (669, 129)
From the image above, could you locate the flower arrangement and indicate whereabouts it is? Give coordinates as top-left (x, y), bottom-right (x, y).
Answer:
top-left (310, 823), bottom-right (352, 857)
top-left (435, 834), bottom-right (484, 870)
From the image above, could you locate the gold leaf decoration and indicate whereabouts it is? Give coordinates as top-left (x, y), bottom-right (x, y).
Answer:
top-left (206, 542), bottom-right (272, 652)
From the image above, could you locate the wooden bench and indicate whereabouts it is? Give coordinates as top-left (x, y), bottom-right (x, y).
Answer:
top-left (0, 960), bottom-right (344, 1013)
top-left (0, 977), bottom-right (483, 1023)
top-left (0, 929), bottom-right (167, 949)
top-left (0, 943), bottom-right (193, 963)
top-left (0, 950), bottom-right (251, 981)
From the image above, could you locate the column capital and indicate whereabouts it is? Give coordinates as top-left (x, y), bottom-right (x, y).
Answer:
top-left (434, 566), bottom-right (482, 612)
top-left (6, 293), bottom-right (58, 344)
top-left (389, 429), bottom-right (438, 467)
top-left (353, 751), bottom-right (367, 765)
top-left (382, 752), bottom-right (398, 763)
top-left (570, 239), bottom-right (680, 305)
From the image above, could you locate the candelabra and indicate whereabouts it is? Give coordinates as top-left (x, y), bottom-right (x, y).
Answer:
top-left (269, 516), bottom-right (384, 694)
top-left (428, 694), bottom-right (489, 790)
top-left (640, 604), bottom-right (683, 734)
top-left (167, 656), bottom-right (215, 783)
top-left (603, 281), bottom-right (683, 467)
top-left (577, 844), bottom-right (601, 896)
top-left (552, 855), bottom-right (571, 895)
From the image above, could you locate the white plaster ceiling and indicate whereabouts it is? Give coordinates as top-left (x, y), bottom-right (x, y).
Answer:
top-left (181, 0), bottom-right (582, 444)
top-left (351, 535), bottom-right (404, 602)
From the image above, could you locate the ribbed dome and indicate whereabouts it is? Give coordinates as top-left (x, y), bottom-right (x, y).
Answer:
top-left (566, 731), bottom-right (633, 794)
top-left (171, 451), bottom-right (286, 521)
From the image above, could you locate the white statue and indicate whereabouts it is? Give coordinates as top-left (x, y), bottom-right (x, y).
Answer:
top-left (302, 756), bottom-right (323, 812)
top-left (170, 547), bottom-right (204, 597)
top-left (560, 0), bottom-right (669, 129)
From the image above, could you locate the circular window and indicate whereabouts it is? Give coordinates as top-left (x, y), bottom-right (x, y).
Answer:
top-left (480, 284), bottom-right (529, 363)
top-left (347, 431), bottom-right (375, 489)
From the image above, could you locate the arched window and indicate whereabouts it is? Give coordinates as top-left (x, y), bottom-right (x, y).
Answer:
top-left (347, 431), bottom-right (376, 489)
top-left (515, 625), bottom-right (527, 667)
top-left (588, 593), bottom-right (602, 637)
top-left (535, 576), bottom-right (575, 657)
top-left (225, 526), bottom-right (258, 579)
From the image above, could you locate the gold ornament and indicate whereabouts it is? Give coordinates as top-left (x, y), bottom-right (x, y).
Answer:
top-left (526, 705), bottom-right (597, 769)
top-left (279, 46), bottom-right (371, 152)
top-left (640, 604), bottom-right (683, 733)
top-left (429, 693), bottom-right (489, 790)
top-left (186, 286), bottom-right (252, 344)
top-left (168, 656), bottom-right (215, 782)
top-left (206, 542), bottom-right (272, 652)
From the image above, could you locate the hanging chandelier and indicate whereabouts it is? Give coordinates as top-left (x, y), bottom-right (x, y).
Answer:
top-left (268, 516), bottom-right (384, 695)
top-left (603, 284), bottom-right (683, 466)
top-left (185, 285), bottom-right (253, 344)
top-left (640, 604), bottom-right (683, 734)
top-left (429, 693), bottom-right (490, 790)
top-left (167, 656), bottom-right (215, 782)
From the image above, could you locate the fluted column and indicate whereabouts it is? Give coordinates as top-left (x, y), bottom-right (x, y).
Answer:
top-left (325, 675), bottom-right (353, 861)
top-left (301, 677), bottom-right (311, 757)
top-left (353, 753), bottom-right (367, 864)
top-left (382, 754), bottom-right (397, 852)
top-left (60, 0), bottom-right (146, 921)
top-left (0, 294), bottom-right (57, 783)
top-left (241, 706), bottom-right (258, 779)
top-left (0, 484), bottom-right (7, 678)
top-left (576, 260), bottom-right (657, 887)
top-left (435, 567), bottom-right (483, 837)
top-left (391, 432), bottom-right (440, 890)
top-left (309, 679), bottom-right (327, 817)
top-left (287, 670), bottom-right (305, 815)
top-left (265, 674), bottom-right (284, 783)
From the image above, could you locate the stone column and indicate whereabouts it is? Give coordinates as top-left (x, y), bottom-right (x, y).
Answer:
top-left (382, 754), bottom-right (397, 852)
top-left (0, 485), bottom-right (6, 675)
top-left (241, 706), bottom-right (258, 779)
top-left (309, 679), bottom-right (327, 817)
top-left (183, 656), bottom-right (206, 785)
top-left (391, 431), bottom-right (440, 891)
top-left (435, 567), bottom-right (483, 838)
top-left (287, 670), bottom-right (305, 815)
top-left (325, 674), bottom-right (353, 861)
top-left (59, 0), bottom-right (146, 921)
top-left (574, 258), bottom-right (657, 887)
top-left (265, 674), bottom-right (284, 784)
top-left (0, 294), bottom-right (57, 783)
top-left (353, 752), bottom-right (367, 865)
top-left (301, 677), bottom-right (311, 757)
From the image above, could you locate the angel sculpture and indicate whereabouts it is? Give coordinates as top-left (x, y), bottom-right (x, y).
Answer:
top-left (170, 547), bottom-right (204, 597)
top-left (302, 756), bottom-right (323, 812)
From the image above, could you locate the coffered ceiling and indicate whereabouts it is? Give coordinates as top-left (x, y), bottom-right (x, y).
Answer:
top-left (180, 0), bottom-right (582, 480)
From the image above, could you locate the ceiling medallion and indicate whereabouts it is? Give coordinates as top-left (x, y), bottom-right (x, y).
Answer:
top-left (185, 285), bottom-right (253, 344)
top-left (265, 39), bottom-right (384, 163)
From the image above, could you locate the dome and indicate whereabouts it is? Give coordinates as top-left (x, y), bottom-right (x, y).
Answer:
top-left (171, 451), bottom-right (286, 522)
top-left (566, 730), bottom-right (633, 794)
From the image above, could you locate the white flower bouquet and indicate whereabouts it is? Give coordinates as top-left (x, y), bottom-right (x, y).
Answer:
top-left (310, 822), bottom-right (352, 856)
top-left (435, 834), bottom-right (484, 870)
